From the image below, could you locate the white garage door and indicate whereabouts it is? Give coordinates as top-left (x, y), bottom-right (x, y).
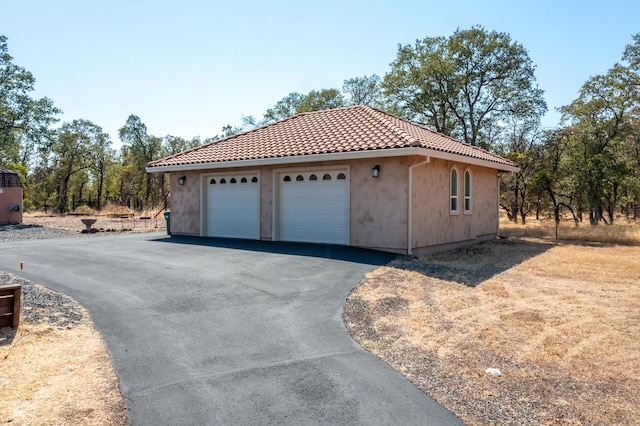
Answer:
top-left (206, 173), bottom-right (260, 239)
top-left (279, 169), bottom-right (349, 245)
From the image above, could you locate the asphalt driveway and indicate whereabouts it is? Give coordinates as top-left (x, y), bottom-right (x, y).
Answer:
top-left (0, 233), bottom-right (462, 425)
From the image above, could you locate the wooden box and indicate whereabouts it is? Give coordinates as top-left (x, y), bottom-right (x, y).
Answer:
top-left (0, 284), bottom-right (21, 328)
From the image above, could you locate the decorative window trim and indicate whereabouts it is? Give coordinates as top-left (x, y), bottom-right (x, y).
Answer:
top-left (464, 168), bottom-right (472, 214)
top-left (450, 166), bottom-right (459, 214)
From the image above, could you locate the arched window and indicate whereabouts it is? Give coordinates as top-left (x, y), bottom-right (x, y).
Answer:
top-left (309, 174), bottom-right (318, 181)
top-left (283, 175), bottom-right (291, 182)
top-left (240, 177), bottom-right (247, 183)
top-left (220, 178), bottom-right (226, 184)
top-left (210, 178), bottom-right (216, 184)
top-left (464, 169), bottom-right (472, 213)
top-left (230, 178), bottom-right (237, 184)
top-left (450, 167), bottom-right (458, 213)
top-left (296, 175), bottom-right (304, 181)
top-left (251, 176), bottom-right (258, 183)
top-left (337, 173), bottom-right (346, 180)
top-left (322, 174), bottom-right (332, 181)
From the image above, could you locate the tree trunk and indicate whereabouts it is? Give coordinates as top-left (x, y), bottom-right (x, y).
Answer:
top-left (590, 205), bottom-right (603, 226)
top-left (145, 173), bottom-right (151, 206)
top-left (511, 179), bottom-right (519, 224)
top-left (97, 160), bottom-right (104, 211)
top-left (59, 178), bottom-right (70, 213)
top-left (605, 182), bottom-right (618, 225)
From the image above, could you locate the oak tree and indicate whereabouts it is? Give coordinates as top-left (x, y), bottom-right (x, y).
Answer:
top-left (382, 27), bottom-right (546, 150)
top-left (0, 35), bottom-right (59, 166)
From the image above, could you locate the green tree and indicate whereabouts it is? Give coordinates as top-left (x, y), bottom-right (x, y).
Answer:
top-left (92, 131), bottom-right (115, 210)
top-left (382, 26), bottom-right (546, 150)
top-left (118, 115), bottom-right (164, 207)
top-left (0, 35), bottom-right (59, 166)
top-left (623, 33), bottom-right (640, 73)
top-left (297, 88), bottom-right (344, 112)
top-left (528, 129), bottom-right (583, 224)
top-left (263, 92), bottom-right (304, 123)
top-left (497, 91), bottom-right (548, 223)
top-left (560, 64), bottom-right (637, 225)
top-left (163, 135), bottom-right (201, 156)
top-left (48, 119), bottom-right (108, 212)
top-left (618, 117), bottom-right (640, 219)
top-left (498, 118), bottom-right (545, 224)
top-left (343, 74), bottom-right (382, 106)
top-left (262, 89), bottom-right (345, 124)
top-left (382, 36), bottom-right (457, 136)
top-left (620, 34), bottom-right (640, 219)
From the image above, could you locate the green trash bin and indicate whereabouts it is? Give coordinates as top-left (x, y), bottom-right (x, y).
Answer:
top-left (163, 210), bottom-right (171, 235)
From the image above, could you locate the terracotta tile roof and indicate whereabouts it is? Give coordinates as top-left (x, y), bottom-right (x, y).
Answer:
top-left (148, 105), bottom-right (517, 169)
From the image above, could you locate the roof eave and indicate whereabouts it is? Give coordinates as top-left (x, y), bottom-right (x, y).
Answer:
top-left (145, 147), bottom-right (519, 174)
top-left (418, 148), bottom-right (520, 173)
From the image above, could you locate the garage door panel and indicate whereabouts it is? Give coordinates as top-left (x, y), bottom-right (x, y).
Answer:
top-left (207, 174), bottom-right (259, 239)
top-left (279, 170), bottom-right (348, 245)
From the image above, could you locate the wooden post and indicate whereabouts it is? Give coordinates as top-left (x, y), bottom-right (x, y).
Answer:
top-left (0, 285), bottom-right (21, 328)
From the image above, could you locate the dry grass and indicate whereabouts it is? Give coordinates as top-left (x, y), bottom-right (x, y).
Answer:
top-left (23, 210), bottom-right (166, 233)
top-left (500, 215), bottom-right (640, 246)
top-left (68, 204), bottom-right (166, 218)
top-left (345, 238), bottom-right (640, 425)
top-left (0, 321), bottom-right (127, 425)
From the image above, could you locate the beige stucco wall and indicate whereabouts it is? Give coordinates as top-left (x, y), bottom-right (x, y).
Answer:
top-left (169, 172), bottom-right (200, 235)
top-left (259, 168), bottom-right (273, 240)
top-left (0, 187), bottom-right (23, 224)
top-left (349, 157), bottom-right (409, 253)
top-left (411, 158), bottom-right (498, 255)
top-left (166, 156), bottom-right (499, 255)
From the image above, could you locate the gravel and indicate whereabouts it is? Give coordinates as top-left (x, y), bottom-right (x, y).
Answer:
top-left (0, 224), bottom-right (90, 328)
top-left (0, 223), bottom-right (78, 243)
top-left (0, 271), bottom-right (88, 328)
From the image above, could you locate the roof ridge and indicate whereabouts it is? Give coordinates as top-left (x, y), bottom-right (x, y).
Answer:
top-left (410, 120), bottom-right (512, 163)
top-left (359, 106), bottom-right (420, 147)
top-left (361, 106), bottom-right (515, 165)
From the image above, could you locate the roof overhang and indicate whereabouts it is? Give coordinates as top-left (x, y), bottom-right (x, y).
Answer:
top-left (146, 147), bottom-right (520, 174)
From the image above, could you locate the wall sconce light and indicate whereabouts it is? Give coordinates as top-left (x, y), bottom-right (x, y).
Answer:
top-left (371, 165), bottom-right (380, 178)
top-left (178, 176), bottom-right (186, 186)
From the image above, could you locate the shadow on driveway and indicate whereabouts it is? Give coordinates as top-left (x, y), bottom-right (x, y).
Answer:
top-left (151, 235), bottom-right (399, 266)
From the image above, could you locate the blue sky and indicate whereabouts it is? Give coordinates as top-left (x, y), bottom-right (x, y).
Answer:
top-left (2, 1), bottom-right (639, 148)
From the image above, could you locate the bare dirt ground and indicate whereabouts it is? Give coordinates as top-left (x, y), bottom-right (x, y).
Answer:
top-left (344, 229), bottom-right (640, 425)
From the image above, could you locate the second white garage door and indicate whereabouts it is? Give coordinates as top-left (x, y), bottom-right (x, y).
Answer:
top-left (206, 173), bottom-right (260, 239)
top-left (278, 169), bottom-right (349, 245)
